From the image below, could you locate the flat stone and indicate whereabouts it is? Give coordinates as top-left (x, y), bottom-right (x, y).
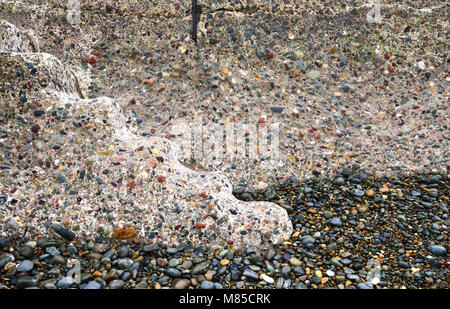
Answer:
top-left (199, 280), bottom-right (215, 289)
top-left (108, 279), bottom-right (125, 289)
top-left (173, 279), bottom-right (190, 289)
top-left (134, 281), bottom-right (148, 289)
top-left (181, 260), bottom-right (193, 269)
top-left (17, 260), bottom-right (34, 273)
top-left (428, 245), bottom-right (447, 256)
top-left (16, 277), bottom-right (38, 289)
top-left (83, 280), bottom-right (103, 289)
top-left (142, 244), bottom-right (159, 253)
top-left (166, 268), bottom-right (182, 278)
top-left (50, 255), bottom-right (66, 265)
top-left (261, 274), bottom-right (274, 284)
top-left (289, 257), bottom-right (302, 266)
top-left (56, 276), bottom-right (74, 289)
top-left (18, 246), bottom-right (34, 258)
top-left (329, 217), bottom-right (342, 227)
top-left (243, 269), bottom-right (259, 281)
top-left (357, 282), bottom-right (374, 289)
top-left (192, 261), bottom-right (209, 275)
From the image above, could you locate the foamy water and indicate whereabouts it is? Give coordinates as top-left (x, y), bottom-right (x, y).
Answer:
top-left (0, 20), bottom-right (293, 248)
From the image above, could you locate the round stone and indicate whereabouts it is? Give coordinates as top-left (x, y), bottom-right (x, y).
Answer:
top-left (329, 217), bottom-right (342, 227)
top-left (199, 280), bottom-right (215, 289)
top-left (17, 260), bottom-right (33, 273)
top-left (108, 279), bottom-right (125, 289)
top-left (428, 245), bottom-right (447, 256)
top-left (261, 274), bottom-right (274, 284)
top-left (166, 268), bottom-right (182, 278)
top-left (289, 257), bottom-right (302, 266)
top-left (83, 280), bottom-right (103, 289)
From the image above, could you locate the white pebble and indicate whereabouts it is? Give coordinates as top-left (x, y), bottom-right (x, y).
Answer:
top-left (417, 61), bottom-right (425, 70)
top-left (326, 270), bottom-right (335, 277)
top-left (261, 274), bottom-right (274, 284)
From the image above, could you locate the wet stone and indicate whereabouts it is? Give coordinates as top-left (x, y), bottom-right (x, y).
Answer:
top-left (18, 246), bottom-right (33, 258)
top-left (108, 279), bottom-right (125, 289)
top-left (17, 260), bottom-right (33, 273)
top-left (428, 245), bottom-right (447, 256)
top-left (166, 268), bottom-right (182, 278)
top-left (16, 277), bottom-right (38, 289)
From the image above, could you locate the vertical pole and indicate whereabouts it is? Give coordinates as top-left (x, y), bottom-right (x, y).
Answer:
top-left (192, 0), bottom-right (198, 43)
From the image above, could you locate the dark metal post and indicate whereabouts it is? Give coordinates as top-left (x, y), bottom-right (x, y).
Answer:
top-left (192, 0), bottom-right (198, 43)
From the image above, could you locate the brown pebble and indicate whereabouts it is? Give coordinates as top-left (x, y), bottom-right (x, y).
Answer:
top-left (31, 124), bottom-right (40, 133)
top-left (113, 227), bottom-right (136, 239)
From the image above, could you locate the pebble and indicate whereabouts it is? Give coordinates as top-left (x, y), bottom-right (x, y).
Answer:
top-left (50, 255), bottom-right (66, 265)
top-left (45, 247), bottom-right (60, 256)
top-left (289, 257), bottom-right (302, 266)
top-left (56, 276), bottom-right (73, 289)
top-left (83, 280), bottom-right (103, 289)
top-left (199, 280), bottom-right (215, 289)
top-left (428, 245), bottom-right (447, 256)
top-left (329, 217), bottom-right (342, 227)
top-left (192, 261), bottom-right (209, 275)
top-left (357, 282), bottom-right (374, 289)
top-left (173, 279), bottom-right (190, 289)
top-left (243, 269), bottom-right (260, 281)
top-left (181, 260), bottom-right (193, 269)
top-left (16, 277), bottom-right (38, 289)
top-left (17, 260), bottom-right (33, 273)
top-left (166, 268), bottom-right (182, 278)
top-left (18, 246), bottom-right (34, 258)
top-left (261, 274), bottom-right (274, 284)
top-left (108, 279), bottom-right (125, 289)
top-left (52, 225), bottom-right (76, 241)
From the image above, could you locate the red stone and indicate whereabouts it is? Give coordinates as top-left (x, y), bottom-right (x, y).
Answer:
top-left (387, 64), bottom-right (395, 73)
top-left (200, 191), bottom-right (208, 198)
top-left (266, 51), bottom-right (274, 59)
top-left (157, 175), bottom-right (166, 183)
top-left (196, 222), bottom-right (206, 229)
top-left (88, 56), bottom-right (96, 64)
top-left (82, 56), bottom-right (97, 65)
